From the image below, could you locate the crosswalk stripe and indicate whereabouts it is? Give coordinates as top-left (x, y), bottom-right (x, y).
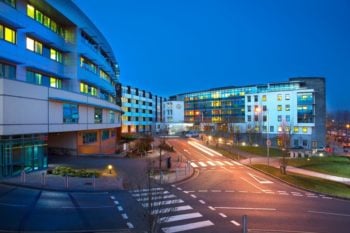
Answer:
top-left (131, 187), bottom-right (163, 193)
top-left (136, 194), bottom-right (176, 202)
top-left (224, 161), bottom-right (234, 166)
top-left (132, 191), bottom-right (169, 197)
top-left (162, 220), bottom-right (214, 233)
top-left (198, 162), bottom-right (207, 167)
top-left (190, 162), bottom-right (198, 168)
top-left (151, 205), bottom-right (193, 215)
top-left (142, 199), bottom-right (184, 208)
top-left (207, 161), bottom-right (216, 166)
top-left (159, 212), bottom-right (202, 223)
top-left (230, 160), bottom-right (242, 166)
top-left (215, 161), bottom-right (225, 166)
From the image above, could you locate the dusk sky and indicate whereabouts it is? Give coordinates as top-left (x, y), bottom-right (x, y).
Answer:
top-left (74, 0), bottom-right (350, 112)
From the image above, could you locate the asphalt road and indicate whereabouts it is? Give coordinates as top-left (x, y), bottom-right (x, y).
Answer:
top-left (1, 137), bottom-right (350, 233)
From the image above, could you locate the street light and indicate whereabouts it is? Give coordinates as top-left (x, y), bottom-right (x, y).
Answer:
top-left (108, 164), bottom-right (113, 174)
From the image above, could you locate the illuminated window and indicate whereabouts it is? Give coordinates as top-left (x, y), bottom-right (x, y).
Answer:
top-left (27, 4), bottom-right (35, 18)
top-left (0, 25), bottom-right (3, 39)
top-left (302, 127), bottom-right (308, 133)
top-left (90, 86), bottom-right (97, 96)
top-left (277, 105), bottom-right (282, 111)
top-left (43, 15), bottom-right (50, 28)
top-left (285, 94), bottom-right (290, 100)
top-left (294, 127), bottom-right (299, 133)
top-left (26, 71), bottom-right (42, 85)
top-left (277, 115), bottom-right (282, 122)
top-left (278, 126), bottom-right (282, 132)
top-left (26, 37), bottom-right (42, 54)
top-left (109, 111), bottom-right (115, 123)
top-left (285, 104), bottom-right (290, 111)
top-left (35, 10), bottom-right (43, 23)
top-left (4, 26), bottom-right (16, 43)
top-left (80, 82), bottom-right (89, 94)
top-left (50, 48), bottom-right (62, 63)
top-left (262, 95), bottom-right (267, 101)
top-left (50, 77), bottom-right (62, 88)
top-left (277, 94), bottom-right (282, 101)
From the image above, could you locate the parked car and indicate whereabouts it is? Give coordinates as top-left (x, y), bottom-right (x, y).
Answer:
top-left (185, 131), bottom-right (199, 138)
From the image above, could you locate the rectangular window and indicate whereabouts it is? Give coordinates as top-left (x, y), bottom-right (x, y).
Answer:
top-left (302, 127), bottom-right (308, 133)
top-left (94, 108), bottom-right (102, 123)
top-left (109, 111), bottom-right (115, 123)
top-left (83, 132), bottom-right (97, 144)
top-left (254, 115), bottom-right (259, 122)
top-left (254, 95), bottom-right (258, 102)
top-left (247, 96), bottom-right (251, 102)
top-left (63, 103), bottom-right (79, 123)
top-left (35, 10), bottom-right (43, 24)
top-left (102, 130), bottom-right (110, 140)
top-left (263, 115), bottom-right (267, 122)
top-left (50, 48), bottom-right (62, 63)
top-left (278, 126), bottom-right (282, 132)
top-left (278, 115), bottom-right (282, 122)
top-left (270, 126), bottom-right (274, 132)
top-left (50, 77), bottom-right (62, 89)
top-left (247, 115), bottom-right (251, 122)
top-left (262, 95), bottom-right (267, 101)
top-left (277, 94), bottom-right (282, 101)
top-left (0, 25), bottom-right (3, 40)
top-left (286, 115), bottom-right (290, 122)
top-left (43, 15), bottom-right (50, 28)
top-left (277, 105), bottom-right (282, 111)
top-left (0, 62), bottom-right (16, 79)
top-left (27, 4), bottom-right (35, 18)
top-left (26, 71), bottom-right (43, 85)
top-left (294, 127), bottom-right (299, 133)
top-left (4, 26), bottom-right (16, 44)
top-left (26, 37), bottom-right (42, 54)
top-left (247, 106), bottom-right (251, 112)
top-left (285, 104), bottom-right (290, 111)
top-left (285, 94), bottom-right (290, 100)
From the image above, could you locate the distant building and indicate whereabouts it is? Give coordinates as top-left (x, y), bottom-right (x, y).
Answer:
top-left (163, 101), bottom-right (184, 123)
top-left (0, 0), bottom-right (122, 177)
top-left (121, 85), bottom-right (164, 134)
top-left (170, 77), bottom-right (326, 149)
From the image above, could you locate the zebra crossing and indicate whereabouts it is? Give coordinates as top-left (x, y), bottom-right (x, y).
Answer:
top-left (130, 187), bottom-right (214, 233)
top-left (190, 160), bottom-right (242, 168)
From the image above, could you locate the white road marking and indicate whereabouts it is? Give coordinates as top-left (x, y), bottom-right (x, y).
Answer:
top-left (187, 191), bottom-right (195, 193)
top-left (113, 201), bottom-right (119, 205)
top-left (199, 200), bottom-right (206, 204)
top-left (322, 196), bottom-right (333, 199)
top-left (122, 213), bottom-right (128, 219)
top-left (188, 141), bottom-right (215, 156)
top-left (137, 194), bottom-right (177, 202)
top-left (215, 207), bottom-right (276, 211)
top-left (132, 191), bottom-right (169, 197)
top-left (240, 177), bottom-right (265, 192)
top-left (207, 161), bottom-right (217, 166)
top-left (117, 206), bottom-right (123, 211)
top-left (224, 161), bottom-right (234, 166)
top-left (199, 161), bottom-right (208, 167)
top-left (160, 212), bottom-right (202, 223)
top-left (199, 190), bottom-right (208, 192)
top-left (211, 190), bottom-right (221, 192)
top-left (215, 161), bottom-right (225, 166)
top-left (219, 213), bottom-right (227, 218)
top-left (177, 187), bottom-right (182, 191)
top-left (190, 162), bottom-right (199, 168)
top-left (225, 190), bottom-right (235, 193)
top-left (230, 160), bottom-right (242, 166)
top-left (191, 194), bottom-right (197, 199)
top-left (239, 191), bottom-right (248, 193)
top-left (110, 196), bottom-right (115, 200)
top-left (162, 220), bottom-right (214, 233)
top-left (151, 205), bottom-right (193, 215)
top-left (248, 173), bottom-right (273, 184)
top-left (126, 222), bottom-right (134, 229)
top-left (189, 141), bottom-right (223, 156)
top-left (183, 191), bottom-right (189, 194)
top-left (131, 187), bottom-right (163, 193)
top-left (308, 210), bottom-right (350, 217)
top-left (231, 220), bottom-right (241, 226)
top-left (208, 206), bottom-right (216, 211)
top-left (142, 199), bottom-right (184, 208)
top-left (171, 184), bottom-right (176, 187)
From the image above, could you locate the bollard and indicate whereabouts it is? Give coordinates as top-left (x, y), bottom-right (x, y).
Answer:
top-left (65, 175), bottom-right (69, 189)
top-left (242, 215), bottom-right (248, 233)
top-left (21, 170), bottom-right (26, 183)
top-left (41, 172), bottom-right (46, 186)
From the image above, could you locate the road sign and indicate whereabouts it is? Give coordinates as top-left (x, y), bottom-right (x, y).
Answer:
top-left (266, 139), bottom-right (271, 147)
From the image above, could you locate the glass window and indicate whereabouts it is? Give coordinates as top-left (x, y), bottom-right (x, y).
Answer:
top-left (4, 27), bottom-right (16, 43)
top-left (0, 25), bottom-right (3, 39)
top-left (50, 48), bottom-right (63, 63)
top-left (285, 104), bottom-right (290, 111)
top-left (270, 126), bottom-right (274, 132)
top-left (254, 95), bottom-right (258, 102)
top-left (43, 15), bottom-right (50, 28)
top-left (50, 77), bottom-right (62, 89)
top-left (263, 115), bottom-right (267, 122)
top-left (50, 20), bottom-right (57, 32)
top-left (0, 62), bottom-right (16, 79)
top-left (262, 95), bottom-right (267, 101)
top-left (83, 132), bottom-right (97, 144)
top-left (247, 106), bottom-right (251, 112)
top-left (302, 127), bottom-right (308, 133)
top-left (109, 111), bottom-right (115, 123)
top-left (294, 127), bottom-right (299, 133)
top-left (102, 130), bottom-right (109, 140)
top-left (26, 37), bottom-right (34, 51)
top-left (35, 10), bottom-right (43, 24)
top-left (26, 37), bottom-right (42, 54)
top-left (94, 108), bottom-right (102, 123)
top-left (278, 115), bottom-right (282, 122)
top-left (277, 94), bottom-right (282, 101)
top-left (278, 126), bottom-right (282, 132)
top-left (27, 4), bottom-right (35, 18)
top-left (277, 105), bottom-right (282, 111)
top-left (285, 94), bottom-right (290, 100)
top-left (286, 115), bottom-right (290, 122)
top-left (247, 96), bottom-right (251, 102)
top-left (63, 103), bottom-right (79, 123)
top-left (247, 115), bottom-right (251, 122)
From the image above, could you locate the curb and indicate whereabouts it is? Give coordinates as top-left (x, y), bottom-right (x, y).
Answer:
top-left (246, 164), bottom-right (350, 201)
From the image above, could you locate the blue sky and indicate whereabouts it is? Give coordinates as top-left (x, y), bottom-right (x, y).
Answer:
top-left (73, 0), bottom-right (350, 111)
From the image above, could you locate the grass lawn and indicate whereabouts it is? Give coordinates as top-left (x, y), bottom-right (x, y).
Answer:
top-left (252, 164), bottom-right (350, 199)
top-left (236, 145), bottom-right (286, 157)
top-left (287, 156), bottom-right (350, 178)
